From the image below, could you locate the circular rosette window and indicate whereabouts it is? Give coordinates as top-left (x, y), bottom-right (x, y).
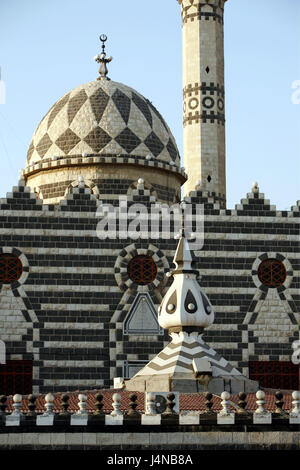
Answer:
top-left (0, 254), bottom-right (23, 284)
top-left (258, 258), bottom-right (286, 288)
top-left (127, 255), bottom-right (158, 286)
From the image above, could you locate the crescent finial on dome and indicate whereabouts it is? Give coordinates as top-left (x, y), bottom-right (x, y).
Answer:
top-left (94, 34), bottom-right (113, 80)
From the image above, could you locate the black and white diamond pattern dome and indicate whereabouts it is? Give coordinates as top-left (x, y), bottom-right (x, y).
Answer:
top-left (26, 80), bottom-right (180, 166)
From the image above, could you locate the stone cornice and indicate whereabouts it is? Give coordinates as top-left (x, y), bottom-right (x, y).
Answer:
top-left (23, 154), bottom-right (187, 183)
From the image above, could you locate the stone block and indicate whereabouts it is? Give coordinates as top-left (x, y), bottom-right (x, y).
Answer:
top-left (244, 380), bottom-right (259, 393)
top-left (114, 377), bottom-right (125, 389)
top-left (196, 432), bottom-right (219, 445)
top-left (182, 432), bottom-right (200, 445)
top-left (263, 432), bottom-right (281, 445)
top-left (8, 433), bottom-right (23, 445)
top-left (253, 413), bottom-right (272, 424)
top-left (38, 433), bottom-right (51, 445)
top-left (125, 378), bottom-right (146, 392)
top-left (83, 433), bottom-right (97, 446)
top-left (105, 415), bottom-right (123, 426)
top-left (171, 378), bottom-right (198, 393)
top-left (122, 433), bottom-right (150, 446)
top-left (248, 432), bottom-right (265, 446)
top-left (208, 378), bottom-right (224, 394)
top-left (96, 433), bottom-right (114, 446)
top-left (65, 433), bottom-right (83, 445)
top-left (111, 433), bottom-right (124, 445)
top-left (179, 414), bottom-right (199, 425)
top-left (229, 378), bottom-right (245, 394)
top-left (5, 415), bottom-right (20, 426)
top-left (36, 414), bottom-right (54, 426)
top-left (289, 415), bottom-right (300, 424)
top-left (141, 415), bottom-right (161, 425)
top-left (149, 432), bottom-right (167, 446)
top-left (146, 376), bottom-right (170, 392)
top-left (0, 434), bottom-right (8, 445)
top-left (70, 414), bottom-right (88, 426)
top-left (232, 432), bottom-right (248, 446)
top-left (21, 433), bottom-right (37, 446)
top-left (51, 433), bottom-right (66, 446)
top-left (166, 432), bottom-right (185, 445)
top-left (217, 432), bottom-right (233, 445)
top-left (217, 413), bottom-right (235, 425)
top-left (280, 431), bottom-right (299, 446)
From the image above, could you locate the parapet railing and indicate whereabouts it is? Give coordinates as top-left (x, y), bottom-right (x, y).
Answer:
top-left (0, 390), bottom-right (299, 428)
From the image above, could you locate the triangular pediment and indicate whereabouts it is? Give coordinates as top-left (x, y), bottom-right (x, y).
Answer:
top-left (124, 294), bottom-right (162, 335)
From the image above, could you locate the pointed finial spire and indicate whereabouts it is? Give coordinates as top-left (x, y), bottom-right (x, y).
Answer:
top-left (158, 200), bottom-right (214, 331)
top-left (171, 202), bottom-right (198, 276)
top-left (94, 34), bottom-right (113, 80)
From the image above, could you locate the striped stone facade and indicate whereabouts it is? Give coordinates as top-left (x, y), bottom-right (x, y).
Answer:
top-left (186, 188), bottom-right (300, 379)
top-left (0, 177), bottom-right (299, 393)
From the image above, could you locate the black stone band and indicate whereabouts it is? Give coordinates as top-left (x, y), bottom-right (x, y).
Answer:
top-left (183, 111), bottom-right (225, 126)
top-left (168, 326), bottom-right (204, 335)
top-left (183, 83), bottom-right (225, 100)
top-left (182, 11), bottom-right (224, 24)
top-left (181, 2), bottom-right (225, 25)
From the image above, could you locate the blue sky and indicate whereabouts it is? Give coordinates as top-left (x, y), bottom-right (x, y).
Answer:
top-left (0, 0), bottom-right (299, 210)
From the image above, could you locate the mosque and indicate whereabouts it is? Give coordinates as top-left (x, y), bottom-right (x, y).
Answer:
top-left (0, 0), bottom-right (299, 395)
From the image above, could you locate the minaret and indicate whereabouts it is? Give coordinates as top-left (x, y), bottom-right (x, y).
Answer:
top-left (178, 0), bottom-right (227, 203)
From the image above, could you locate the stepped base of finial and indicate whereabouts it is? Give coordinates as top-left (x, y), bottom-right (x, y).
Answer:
top-left (124, 331), bottom-right (258, 394)
top-left (125, 373), bottom-right (258, 394)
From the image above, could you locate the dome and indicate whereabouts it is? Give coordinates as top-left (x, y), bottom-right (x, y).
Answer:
top-left (26, 79), bottom-right (180, 168)
top-left (23, 38), bottom-right (185, 205)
